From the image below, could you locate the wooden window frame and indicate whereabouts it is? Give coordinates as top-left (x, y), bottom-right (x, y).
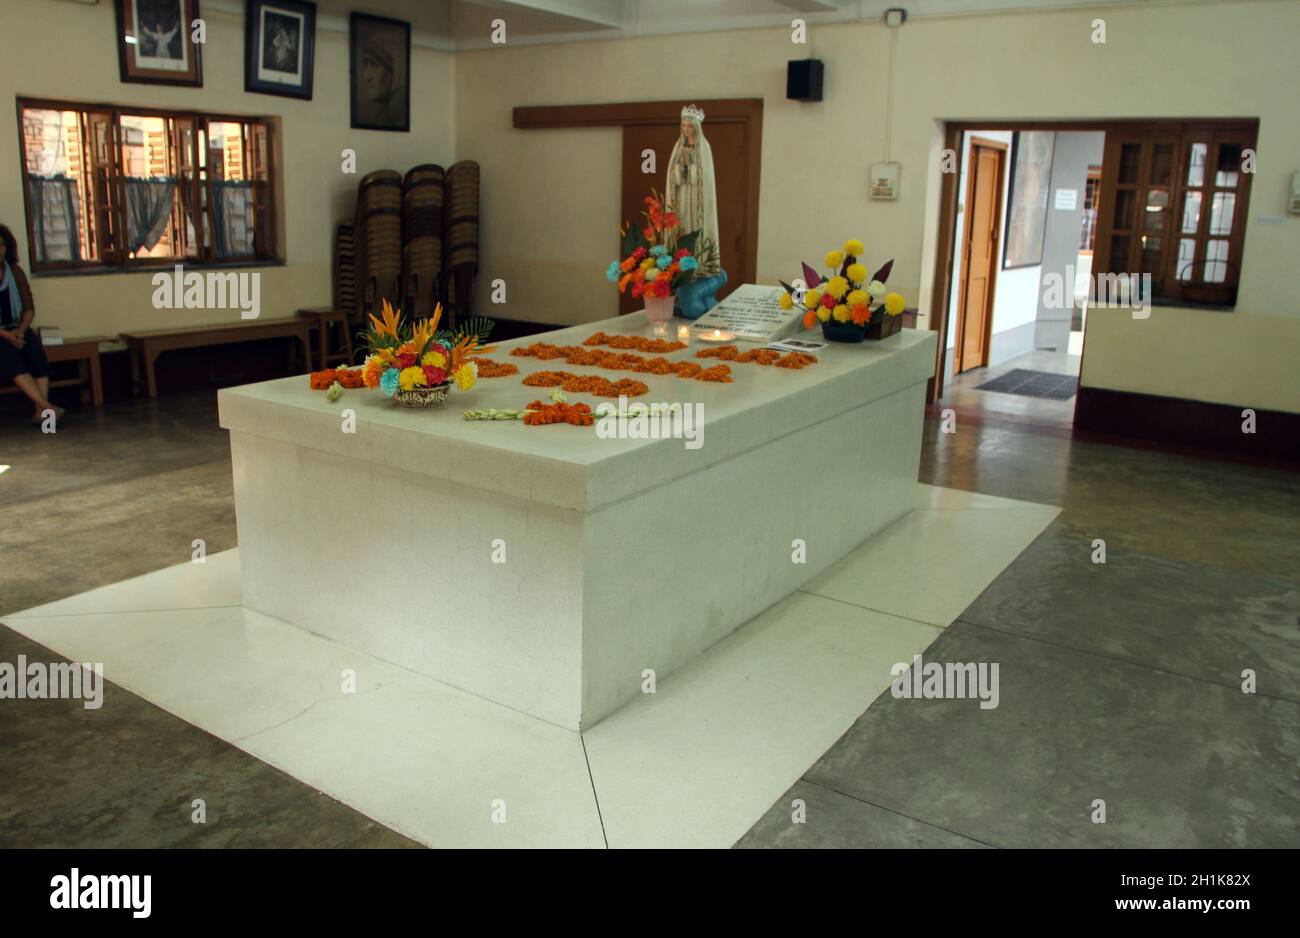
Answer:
top-left (16, 96), bottom-right (280, 275)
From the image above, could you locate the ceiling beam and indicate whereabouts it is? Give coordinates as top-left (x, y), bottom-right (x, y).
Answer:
top-left (459, 0), bottom-right (625, 30)
top-left (774, 0), bottom-right (844, 12)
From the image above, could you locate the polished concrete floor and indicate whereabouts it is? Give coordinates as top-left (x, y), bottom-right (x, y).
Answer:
top-left (2, 389), bottom-right (1297, 848)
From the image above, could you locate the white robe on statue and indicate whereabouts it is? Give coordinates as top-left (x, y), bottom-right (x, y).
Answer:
top-left (664, 114), bottom-right (720, 274)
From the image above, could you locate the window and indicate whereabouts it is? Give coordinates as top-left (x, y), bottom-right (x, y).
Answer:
top-left (17, 98), bottom-right (278, 273)
top-left (1094, 121), bottom-right (1256, 308)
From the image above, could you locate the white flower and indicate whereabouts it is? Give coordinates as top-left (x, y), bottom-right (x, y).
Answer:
top-left (867, 280), bottom-right (887, 300)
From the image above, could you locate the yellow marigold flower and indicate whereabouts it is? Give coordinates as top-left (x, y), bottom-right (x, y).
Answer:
top-left (640, 258), bottom-right (657, 270)
top-left (398, 366), bottom-right (427, 391)
top-left (816, 305), bottom-right (832, 322)
top-left (884, 292), bottom-right (906, 316)
top-left (422, 349), bottom-right (447, 369)
top-left (832, 304), bottom-right (851, 323)
top-left (779, 291), bottom-right (794, 310)
top-left (826, 276), bottom-right (849, 300)
top-left (803, 289), bottom-right (822, 310)
top-left (846, 263), bottom-right (867, 285)
top-left (825, 250), bottom-right (844, 269)
top-left (843, 239), bottom-right (865, 256)
top-left (453, 362), bottom-right (476, 391)
top-left (847, 289), bottom-right (869, 308)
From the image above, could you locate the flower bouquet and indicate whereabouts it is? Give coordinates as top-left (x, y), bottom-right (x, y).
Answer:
top-left (606, 190), bottom-right (716, 323)
top-left (778, 239), bottom-right (907, 343)
top-left (360, 299), bottom-right (493, 407)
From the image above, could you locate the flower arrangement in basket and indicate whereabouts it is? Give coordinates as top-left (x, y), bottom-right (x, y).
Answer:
top-left (606, 190), bottom-right (717, 322)
top-left (360, 299), bottom-right (494, 406)
top-left (778, 239), bottom-right (908, 343)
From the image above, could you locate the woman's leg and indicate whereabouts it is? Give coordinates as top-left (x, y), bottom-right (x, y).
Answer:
top-left (10, 371), bottom-right (51, 411)
top-left (36, 375), bottom-right (49, 400)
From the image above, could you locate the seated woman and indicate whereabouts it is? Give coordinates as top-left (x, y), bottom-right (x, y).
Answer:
top-left (0, 224), bottom-right (64, 425)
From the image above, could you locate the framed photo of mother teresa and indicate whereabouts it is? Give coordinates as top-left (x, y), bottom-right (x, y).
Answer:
top-left (245, 0), bottom-right (316, 100)
top-left (114, 0), bottom-right (204, 87)
top-left (349, 13), bottom-right (410, 133)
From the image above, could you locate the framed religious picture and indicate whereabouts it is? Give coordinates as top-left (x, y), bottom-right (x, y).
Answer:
top-left (115, 0), bottom-right (204, 87)
top-left (1002, 130), bottom-right (1055, 269)
top-left (245, 0), bottom-right (316, 99)
top-left (349, 12), bottom-right (410, 133)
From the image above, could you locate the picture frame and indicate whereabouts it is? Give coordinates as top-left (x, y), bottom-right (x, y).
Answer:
top-left (115, 0), bottom-right (204, 87)
top-left (245, 0), bottom-right (316, 100)
top-left (349, 12), bottom-right (411, 133)
top-left (1002, 130), bottom-right (1056, 269)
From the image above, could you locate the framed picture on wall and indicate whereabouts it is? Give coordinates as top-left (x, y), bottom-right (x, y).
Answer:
top-left (1003, 131), bottom-right (1055, 269)
top-left (245, 0), bottom-right (316, 99)
top-left (349, 12), bottom-right (411, 133)
top-left (115, 0), bottom-right (204, 87)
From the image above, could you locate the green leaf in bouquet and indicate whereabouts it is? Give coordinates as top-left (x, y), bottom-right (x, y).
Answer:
top-left (674, 229), bottom-right (701, 257)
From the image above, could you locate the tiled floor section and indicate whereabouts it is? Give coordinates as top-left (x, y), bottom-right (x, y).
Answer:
top-left (738, 400), bottom-right (1300, 849)
top-left (5, 388), bottom-right (1298, 848)
top-left (3, 485), bottom-right (1053, 848)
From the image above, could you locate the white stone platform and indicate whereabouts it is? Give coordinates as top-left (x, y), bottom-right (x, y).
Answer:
top-left (218, 314), bottom-right (938, 730)
top-left (1, 485), bottom-right (1059, 848)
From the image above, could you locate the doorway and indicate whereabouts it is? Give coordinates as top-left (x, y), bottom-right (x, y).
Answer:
top-left (952, 137), bottom-right (1005, 375)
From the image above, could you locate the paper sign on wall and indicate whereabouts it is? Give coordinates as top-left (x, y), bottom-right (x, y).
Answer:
top-left (1054, 188), bottom-right (1078, 211)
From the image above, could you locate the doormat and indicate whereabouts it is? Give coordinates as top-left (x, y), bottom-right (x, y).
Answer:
top-left (974, 369), bottom-right (1078, 401)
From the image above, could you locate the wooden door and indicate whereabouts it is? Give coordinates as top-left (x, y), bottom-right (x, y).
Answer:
top-left (954, 140), bottom-right (1004, 373)
top-left (619, 120), bottom-right (754, 314)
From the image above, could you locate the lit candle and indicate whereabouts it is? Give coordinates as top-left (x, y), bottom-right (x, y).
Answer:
top-left (651, 322), bottom-right (669, 337)
top-left (677, 325), bottom-right (691, 343)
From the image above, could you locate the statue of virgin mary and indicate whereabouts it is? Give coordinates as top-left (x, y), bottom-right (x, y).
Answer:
top-left (665, 104), bottom-right (721, 274)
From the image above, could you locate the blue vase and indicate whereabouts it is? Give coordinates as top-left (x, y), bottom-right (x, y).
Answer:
top-left (674, 270), bottom-right (729, 320)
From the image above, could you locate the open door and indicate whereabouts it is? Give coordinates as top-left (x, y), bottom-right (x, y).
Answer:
top-left (953, 138), bottom-right (1005, 374)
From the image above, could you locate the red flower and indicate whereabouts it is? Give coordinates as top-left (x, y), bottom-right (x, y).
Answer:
top-left (674, 248), bottom-right (689, 260)
top-left (631, 280), bottom-right (646, 299)
top-left (652, 279), bottom-right (671, 298)
top-left (631, 247), bottom-right (647, 260)
top-left (423, 365), bottom-right (447, 385)
top-left (397, 352), bottom-right (417, 368)
top-left (821, 293), bottom-right (835, 309)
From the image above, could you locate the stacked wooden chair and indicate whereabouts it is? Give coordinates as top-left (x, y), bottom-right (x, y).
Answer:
top-left (443, 161), bottom-right (480, 330)
top-left (343, 161), bottom-right (480, 334)
top-left (400, 164), bottom-right (445, 323)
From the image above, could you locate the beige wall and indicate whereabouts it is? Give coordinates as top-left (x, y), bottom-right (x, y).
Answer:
top-left (454, 0), bottom-right (1300, 409)
top-left (1, 0), bottom-right (454, 338)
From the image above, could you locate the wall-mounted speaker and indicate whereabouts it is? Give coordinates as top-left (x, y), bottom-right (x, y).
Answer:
top-left (787, 59), bottom-right (824, 102)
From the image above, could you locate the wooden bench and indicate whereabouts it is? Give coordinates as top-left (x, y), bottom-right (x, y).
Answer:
top-left (120, 318), bottom-right (312, 398)
top-left (0, 335), bottom-right (109, 407)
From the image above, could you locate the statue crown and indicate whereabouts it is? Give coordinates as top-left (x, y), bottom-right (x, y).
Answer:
top-left (681, 104), bottom-right (705, 124)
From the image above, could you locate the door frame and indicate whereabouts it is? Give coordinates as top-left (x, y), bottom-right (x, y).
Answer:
top-left (952, 135), bottom-right (1006, 376)
top-left (514, 99), bottom-right (763, 289)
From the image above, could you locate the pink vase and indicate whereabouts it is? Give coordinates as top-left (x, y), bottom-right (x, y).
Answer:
top-left (643, 293), bottom-right (675, 323)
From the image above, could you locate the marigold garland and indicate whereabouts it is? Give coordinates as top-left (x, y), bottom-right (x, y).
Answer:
top-left (522, 400), bottom-right (595, 427)
top-left (468, 357), bottom-right (519, 378)
top-left (583, 332), bottom-right (687, 353)
top-left (310, 367), bottom-right (367, 390)
top-left (523, 370), bottom-right (650, 398)
top-left (511, 342), bottom-right (732, 383)
top-left (695, 345), bottom-right (818, 369)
